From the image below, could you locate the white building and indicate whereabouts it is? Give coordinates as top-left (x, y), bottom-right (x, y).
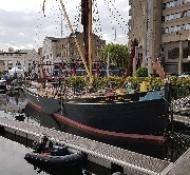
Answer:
top-left (41, 34), bottom-right (105, 75)
top-left (0, 49), bottom-right (39, 74)
top-left (42, 37), bottom-right (59, 73)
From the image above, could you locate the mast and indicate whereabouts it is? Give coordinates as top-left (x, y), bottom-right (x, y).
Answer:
top-left (43, 0), bottom-right (93, 80)
top-left (59, 0), bottom-right (91, 78)
top-left (81, 0), bottom-right (93, 76)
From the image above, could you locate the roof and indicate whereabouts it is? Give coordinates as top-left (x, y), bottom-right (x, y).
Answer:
top-left (0, 52), bottom-right (27, 55)
top-left (45, 37), bottom-right (62, 42)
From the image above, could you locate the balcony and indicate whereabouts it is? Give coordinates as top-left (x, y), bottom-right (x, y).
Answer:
top-left (162, 3), bottom-right (190, 16)
top-left (162, 16), bottom-right (190, 27)
top-left (161, 30), bottom-right (190, 43)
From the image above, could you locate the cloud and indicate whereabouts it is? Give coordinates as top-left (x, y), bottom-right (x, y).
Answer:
top-left (0, 0), bottom-right (130, 51)
top-left (0, 9), bottom-right (38, 50)
top-left (18, 32), bottom-right (25, 37)
top-left (0, 0), bottom-right (43, 12)
top-left (0, 30), bottom-right (6, 36)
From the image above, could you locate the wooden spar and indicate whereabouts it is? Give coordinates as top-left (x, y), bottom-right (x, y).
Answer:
top-left (59, 0), bottom-right (91, 78)
top-left (88, 0), bottom-right (93, 76)
top-left (152, 61), bottom-right (166, 79)
top-left (81, 0), bottom-right (93, 76)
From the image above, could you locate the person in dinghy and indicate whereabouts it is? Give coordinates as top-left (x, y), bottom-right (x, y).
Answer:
top-left (33, 135), bottom-right (53, 154)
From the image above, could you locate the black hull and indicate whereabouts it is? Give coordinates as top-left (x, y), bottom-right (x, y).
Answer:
top-left (24, 87), bottom-right (169, 146)
top-left (24, 87), bottom-right (146, 115)
top-left (24, 88), bottom-right (41, 110)
top-left (52, 115), bottom-right (167, 158)
top-left (60, 99), bottom-right (169, 135)
top-left (24, 88), bottom-right (60, 113)
top-left (52, 98), bottom-right (169, 153)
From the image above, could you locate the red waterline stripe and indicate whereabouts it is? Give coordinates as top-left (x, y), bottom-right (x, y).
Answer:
top-left (53, 113), bottom-right (166, 145)
top-left (27, 101), bottom-right (42, 112)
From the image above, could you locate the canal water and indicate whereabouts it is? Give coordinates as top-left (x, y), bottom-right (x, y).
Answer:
top-left (0, 94), bottom-right (190, 174)
top-left (0, 94), bottom-right (48, 175)
top-left (0, 94), bottom-right (84, 175)
top-left (0, 136), bottom-right (48, 175)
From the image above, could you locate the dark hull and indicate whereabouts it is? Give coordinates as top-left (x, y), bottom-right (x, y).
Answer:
top-left (24, 87), bottom-right (146, 115)
top-left (53, 98), bottom-right (169, 149)
top-left (60, 99), bottom-right (168, 134)
top-left (24, 87), bottom-right (169, 146)
top-left (53, 113), bottom-right (167, 158)
top-left (24, 88), bottom-right (60, 113)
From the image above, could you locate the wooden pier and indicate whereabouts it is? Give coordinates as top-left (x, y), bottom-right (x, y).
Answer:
top-left (0, 117), bottom-right (172, 175)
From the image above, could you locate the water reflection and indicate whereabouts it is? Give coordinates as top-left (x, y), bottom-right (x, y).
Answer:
top-left (24, 105), bottom-right (60, 130)
top-left (0, 94), bottom-right (85, 175)
top-left (0, 136), bottom-right (47, 175)
top-left (0, 94), bottom-right (26, 113)
top-left (0, 135), bottom-right (83, 175)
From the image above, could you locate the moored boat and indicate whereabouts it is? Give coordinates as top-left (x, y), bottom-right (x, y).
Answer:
top-left (24, 78), bottom-right (170, 146)
top-left (25, 151), bottom-right (83, 169)
top-left (24, 0), bottom-right (171, 151)
top-left (25, 146), bottom-right (84, 174)
top-left (52, 91), bottom-right (169, 146)
top-left (24, 86), bottom-right (60, 113)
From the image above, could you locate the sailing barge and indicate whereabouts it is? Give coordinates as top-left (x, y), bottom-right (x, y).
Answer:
top-left (25, 0), bottom-right (170, 146)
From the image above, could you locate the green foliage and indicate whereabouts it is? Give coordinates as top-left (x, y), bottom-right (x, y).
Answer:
top-left (135, 68), bottom-right (148, 77)
top-left (65, 76), bottom-right (190, 99)
top-left (100, 43), bottom-right (129, 68)
top-left (0, 72), bottom-right (2, 78)
top-left (66, 76), bottom-right (86, 90)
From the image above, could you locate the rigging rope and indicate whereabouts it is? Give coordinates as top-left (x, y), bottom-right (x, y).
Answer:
top-left (58, 0), bottom-right (92, 79)
top-left (73, 3), bottom-right (81, 32)
top-left (103, 0), bottom-right (128, 36)
top-left (92, 0), bottom-right (103, 38)
top-left (42, 0), bottom-right (92, 80)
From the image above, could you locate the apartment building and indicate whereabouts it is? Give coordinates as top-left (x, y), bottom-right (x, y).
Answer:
top-left (0, 48), bottom-right (38, 73)
top-left (129, 0), bottom-right (190, 74)
top-left (41, 33), bottom-right (105, 73)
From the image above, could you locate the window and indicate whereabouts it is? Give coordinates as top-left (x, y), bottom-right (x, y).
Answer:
top-left (168, 48), bottom-right (179, 59)
top-left (164, 0), bottom-right (190, 9)
top-left (164, 23), bottom-right (190, 34)
top-left (183, 47), bottom-right (189, 58)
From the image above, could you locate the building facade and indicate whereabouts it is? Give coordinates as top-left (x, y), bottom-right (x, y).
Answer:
top-left (41, 33), bottom-right (105, 74)
top-left (0, 49), bottom-right (38, 73)
top-left (129, 0), bottom-right (190, 74)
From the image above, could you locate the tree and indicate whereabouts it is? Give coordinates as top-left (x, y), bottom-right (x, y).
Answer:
top-left (135, 67), bottom-right (148, 77)
top-left (100, 43), bottom-right (129, 68)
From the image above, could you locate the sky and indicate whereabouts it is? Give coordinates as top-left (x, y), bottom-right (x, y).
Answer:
top-left (0, 0), bottom-right (130, 51)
